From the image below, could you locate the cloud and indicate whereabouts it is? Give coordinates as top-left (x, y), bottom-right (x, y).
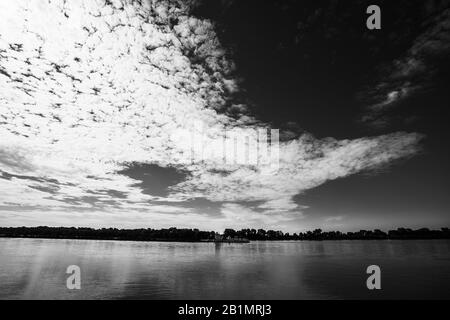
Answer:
top-left (325, 216), bottom-right (344, 223)
top-left (0, 0), bottom-right (422, 230)
top-left (360, 6), bottom-right (450, 127)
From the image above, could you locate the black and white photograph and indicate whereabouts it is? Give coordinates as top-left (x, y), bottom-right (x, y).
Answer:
top-left (0, 0), bottom-right (449, 306)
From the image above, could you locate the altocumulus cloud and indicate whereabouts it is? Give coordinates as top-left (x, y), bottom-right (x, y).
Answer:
top-left (0, 0), bottom-right (422, 231)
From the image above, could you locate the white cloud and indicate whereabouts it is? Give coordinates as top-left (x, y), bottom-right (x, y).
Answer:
top-left (0, 0), bottom-right (422, 230)
top-left (325, 216), bottom-right (344, 223)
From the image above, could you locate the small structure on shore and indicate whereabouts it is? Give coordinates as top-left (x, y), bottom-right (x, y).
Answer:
top-left (201, 232), bottom-right (250, 243)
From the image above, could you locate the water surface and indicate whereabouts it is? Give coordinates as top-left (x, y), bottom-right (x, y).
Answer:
top-left (0, 238), bottom-right (449, 299)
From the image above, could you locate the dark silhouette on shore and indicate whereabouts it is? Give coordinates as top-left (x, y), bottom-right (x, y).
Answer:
top-left (0, 226), bottom-right (214, 242)
top-left (0, 226), bottom-right (449, 242)
top-left (224, 227), bottom-right (450, 240)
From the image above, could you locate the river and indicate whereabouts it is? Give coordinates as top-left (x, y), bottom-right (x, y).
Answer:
top-left (0, 238), bottom-right (449, 299)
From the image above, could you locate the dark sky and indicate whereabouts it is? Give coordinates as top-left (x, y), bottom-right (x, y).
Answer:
top-left (191, 0), bottom-right (450, 230)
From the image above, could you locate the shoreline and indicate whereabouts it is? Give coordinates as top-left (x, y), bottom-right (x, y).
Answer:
top-left (1, 226), bottom-right (449, 242)
top-left (1, 235), bottom-right (450, 243)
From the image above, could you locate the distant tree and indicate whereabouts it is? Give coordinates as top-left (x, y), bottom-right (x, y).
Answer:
top-left (223, 229), bottom-right (236, 238)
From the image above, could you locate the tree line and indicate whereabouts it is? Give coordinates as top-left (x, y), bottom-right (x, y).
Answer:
top-left (0, 226), bottom-right (449, 242)
top-left (0, 226), bottom-right (214, 242)
top-left (224, 227), bottom-right (450, 240)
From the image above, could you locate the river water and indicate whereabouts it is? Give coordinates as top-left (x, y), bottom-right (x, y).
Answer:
top-left (0, 238), bottom-right (449, 299)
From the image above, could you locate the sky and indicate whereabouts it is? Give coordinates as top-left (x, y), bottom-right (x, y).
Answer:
top-left (0, 0), bottom-right (449, 232)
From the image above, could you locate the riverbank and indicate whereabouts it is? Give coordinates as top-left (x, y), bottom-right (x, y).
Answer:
top-left (1, 226), bottom-right (449, 242)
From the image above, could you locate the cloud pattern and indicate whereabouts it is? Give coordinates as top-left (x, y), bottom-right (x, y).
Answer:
top-left (0, 0), bottom-right (422, 231)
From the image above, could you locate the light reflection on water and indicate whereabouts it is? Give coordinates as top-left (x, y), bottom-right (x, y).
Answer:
top-left (0, 238), bottom-right (449, 299)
